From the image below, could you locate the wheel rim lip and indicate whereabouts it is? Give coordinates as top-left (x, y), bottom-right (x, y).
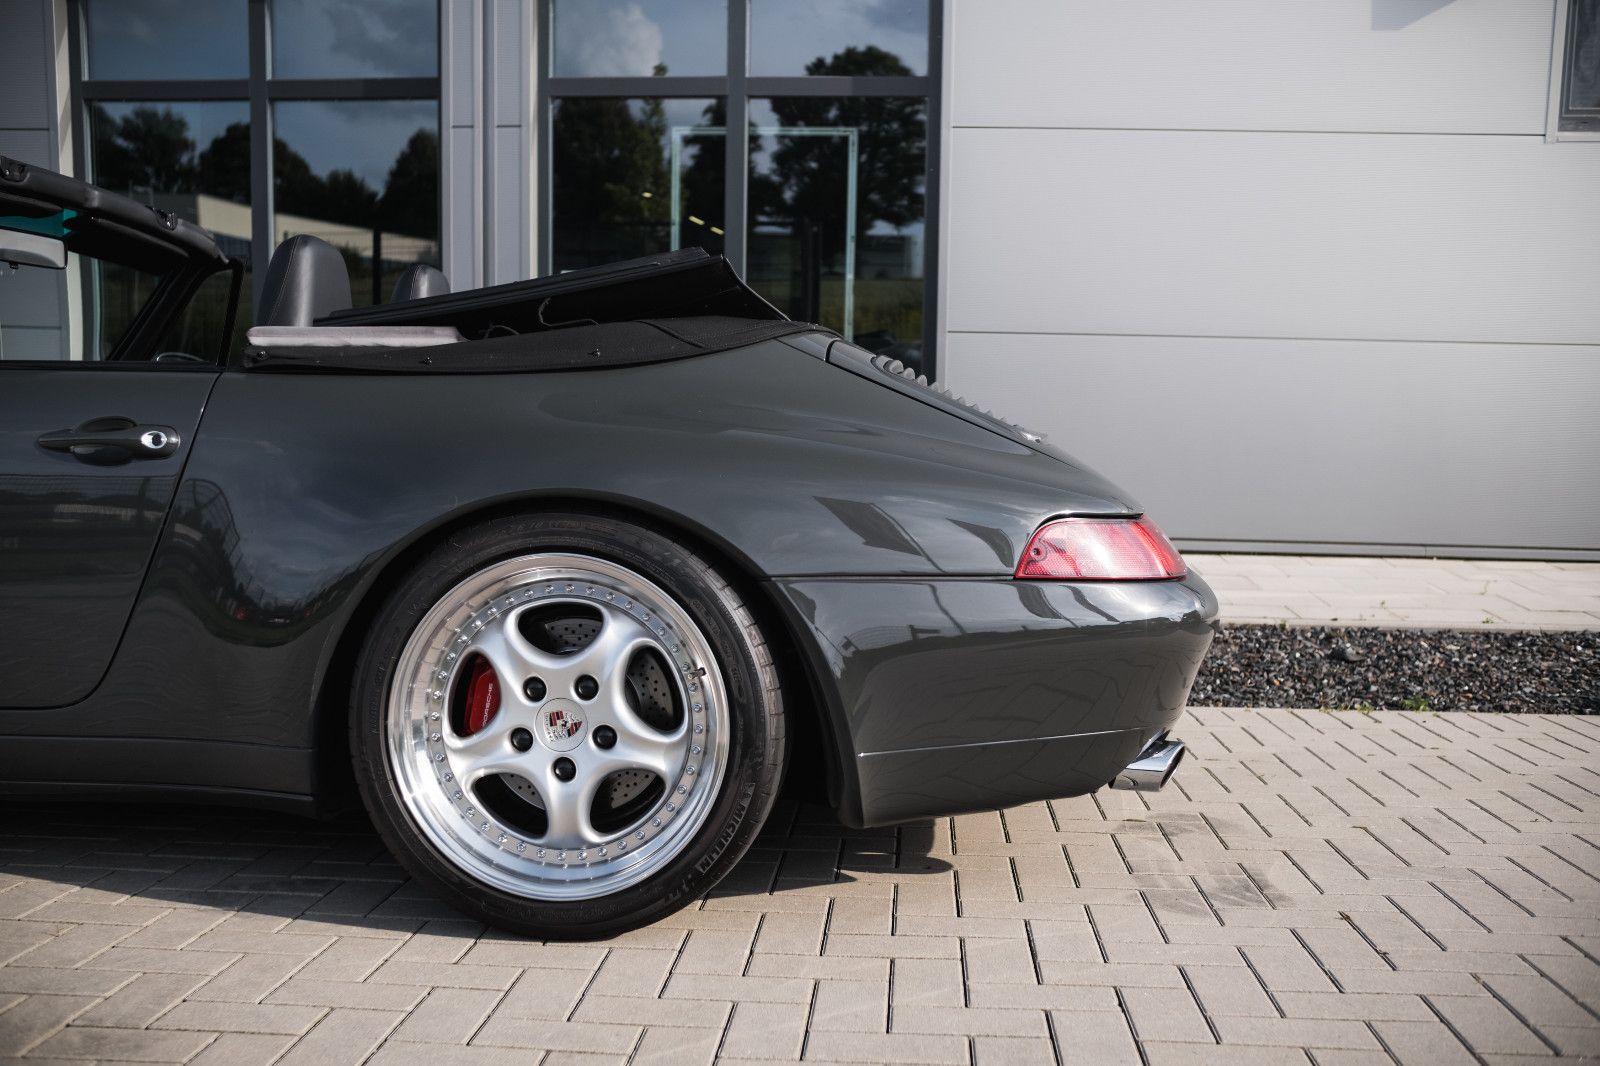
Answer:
top-left (385, 552), bottom-right (730, 902)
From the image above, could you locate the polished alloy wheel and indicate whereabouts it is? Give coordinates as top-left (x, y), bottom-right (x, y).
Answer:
top-left (386, 553), bottom-right (729, 901)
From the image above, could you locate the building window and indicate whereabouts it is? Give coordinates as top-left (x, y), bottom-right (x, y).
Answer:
top-left (70, 0), bottom-right (441, 334)
top-left (541, 0), bottom-right (942, 376)
top-left (1562, 0), bottom-right (1600, 132)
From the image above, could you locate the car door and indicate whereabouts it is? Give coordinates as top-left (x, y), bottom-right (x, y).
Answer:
top-left (0, 363), bottom-right (217, 708)
top-left (0, 180), bottom-right (234, 709)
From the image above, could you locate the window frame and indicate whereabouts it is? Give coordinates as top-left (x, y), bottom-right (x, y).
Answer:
top-left (65, 0), bottom-right (443, 311)
top-left (536, 0), bottom-right (945, 376)
top-left (1549, 0), bottom-right (1600, 139)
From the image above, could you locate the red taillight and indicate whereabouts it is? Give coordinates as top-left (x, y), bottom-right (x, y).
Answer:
top-left (457, 655), bottom-right (501, 735)
top-left (1014, 516), bottom-right (1187, 580)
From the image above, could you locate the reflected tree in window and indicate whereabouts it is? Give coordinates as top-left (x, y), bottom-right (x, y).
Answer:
top-left (90, 105), bottom-right (198, 195)
top-left (551, 95), bottom-right (672, 268)
top-left (383, 130), bottom-right (441, 242)
top-left (751, 47), bottom-right (926, 353)
top-left (759, 48), bottom-right (925, 266)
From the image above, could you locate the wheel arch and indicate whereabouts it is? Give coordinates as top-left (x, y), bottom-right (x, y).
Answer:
top-left (309, 491), bottom-right (852, 819)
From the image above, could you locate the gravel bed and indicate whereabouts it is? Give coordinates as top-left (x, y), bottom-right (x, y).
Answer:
top-left (1190, 625), bottom-right (1598, 714)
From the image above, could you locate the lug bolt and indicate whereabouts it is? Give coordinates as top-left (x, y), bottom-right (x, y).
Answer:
top-left (574, 675), bottom-right (599, 700)
top-left (523, 677), bottom-right (546, 701)
top-left (593, 725), bottom-right (617, 749)
top-left (552, 757), bottom-right (576, 782)
top-left (510, 727), bottom-right (533, 752)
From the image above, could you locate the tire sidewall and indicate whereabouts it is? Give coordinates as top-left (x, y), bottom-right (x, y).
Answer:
top-left (350, 512), bottom-right (781, 938)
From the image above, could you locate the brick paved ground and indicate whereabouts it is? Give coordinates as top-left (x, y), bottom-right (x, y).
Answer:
top-left (1191, 555), bottom-right (1600, 630)
top-left (3, 707), bottom-right (1598, 1064)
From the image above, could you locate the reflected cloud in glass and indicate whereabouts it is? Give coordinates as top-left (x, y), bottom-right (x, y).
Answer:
top-left (84, 0), bottom-right (247, 80)
top-left (553, 0), bottom-right (726, 77)
top-left (272, 0), bottom-right (439, 78)
top-left (749, 0), bottom-right (928, 76)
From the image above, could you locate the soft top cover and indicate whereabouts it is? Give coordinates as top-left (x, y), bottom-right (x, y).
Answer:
top-left (320, 247), bottom-right (782, 338)
top-left (242, 316), bottom-right (823, 374)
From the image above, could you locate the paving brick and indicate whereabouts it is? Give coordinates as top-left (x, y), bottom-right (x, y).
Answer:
top-left (0, 965), bottom-right (136, 996)
top-left (1121, 986), bottom-right (1214, 1044)
top-left (265, 976), bottom-right (430, 1011)
top-left (0, 993), bottom-right (99, 1054)
top-left (153, 999), bottom-right (327, 1035)
top-left (187, 1032), bottom-right (299, 1066)
top-left (1043, 1009), bottom-right (1140, 1064)
top-left (803, 1029), bottom-right (970, 1064)
top-left (274, 1007), bottom-right (405, 1066)
top-left (660, 973), bottom-right (813, 1004)
top-left (472, 1016), bottom-right (641, 1054)
top-left (674, 928), bottom-right (757, 976)
top-left (497, 967), bottom-right (599, 1021)
top-left (75, 972), bottom-right (208, 1028)
top-left (719, 999), bottom-right (809, 1059)
top-left (368, 959), bottom-right (519, 990)
top-left (809, 977), bottom-right (887, 1032)
top-left (82, 945), bottom-right (240, 975)
top-left (371, 1043), bottom-right (528, 1066)
top-left (972, 1034), bottom-right (1054, 1064)
top-left (893, 1005), bottom-right (1047, 1037)
top-left (571, 994), bottom-right (730, 1030)
top-left (190, 953), bottom-right (307, 1003)
top-left (1427, 994), bottom-right (1554, 1055)
top-left (27, 1023), bottom-right (217, 1062)
top-left (631, 1024), bottom-right (721, 1065)
top-left (1213, 1015), bottom-right (1381, 1049)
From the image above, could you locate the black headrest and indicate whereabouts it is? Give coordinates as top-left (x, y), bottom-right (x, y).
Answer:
top-left (256, 235), bottom-right (353, 327)
top-left (389, 263), bottom-right (450, 303)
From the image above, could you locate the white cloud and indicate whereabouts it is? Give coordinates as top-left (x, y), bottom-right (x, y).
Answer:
top-left (556, 1), bottom-right (667, 78)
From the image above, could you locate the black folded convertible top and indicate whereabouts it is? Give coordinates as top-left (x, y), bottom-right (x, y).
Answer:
top-left (320, 248), bottom-right (783, 336)
top-left (242, 316), bottom-right (823, 374)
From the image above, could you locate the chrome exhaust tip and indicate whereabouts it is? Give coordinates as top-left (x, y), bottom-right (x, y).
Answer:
top-left (1110, 733), bottom-right (1186, 792)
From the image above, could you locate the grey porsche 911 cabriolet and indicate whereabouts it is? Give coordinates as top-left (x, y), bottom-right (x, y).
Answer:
top-left (0, 157), bottom-right (1216, 938)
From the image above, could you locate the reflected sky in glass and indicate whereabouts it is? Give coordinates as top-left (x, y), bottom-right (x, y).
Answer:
top-left (272, 0), bottom-right (439, 78)
top-left (750, 0), bottom-right (927, 76)
top-left (553, 0), bottom-right (726, 77)
top-left (273, 100), bottom-right (437, 189)
top-left (85, 0), bottom-right (247, 80)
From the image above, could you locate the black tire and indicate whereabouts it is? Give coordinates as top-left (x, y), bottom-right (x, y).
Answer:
top-left (350, 511), bottom-right (785, 939)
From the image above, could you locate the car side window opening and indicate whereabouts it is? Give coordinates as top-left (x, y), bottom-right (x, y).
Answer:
top-left (0, 211), bottom-right (237, 364)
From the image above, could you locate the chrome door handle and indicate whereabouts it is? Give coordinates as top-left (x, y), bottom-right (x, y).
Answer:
top-left (37, 417), bottom-right (182, 460)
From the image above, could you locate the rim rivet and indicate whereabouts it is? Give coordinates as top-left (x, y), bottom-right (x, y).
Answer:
top-left (524, 677), bottom-right (546, 701)
top-left (553, 757), bottom-right (577, 782)
top-left (511, 727), bottom-right (534, 752)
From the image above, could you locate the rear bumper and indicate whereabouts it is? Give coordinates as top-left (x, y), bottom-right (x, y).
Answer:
top-left (773, 573), bottom-right (1217, 826)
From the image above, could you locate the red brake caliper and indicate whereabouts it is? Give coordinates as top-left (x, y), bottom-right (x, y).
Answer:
top-left (460, 656), bottom-right (501, 735)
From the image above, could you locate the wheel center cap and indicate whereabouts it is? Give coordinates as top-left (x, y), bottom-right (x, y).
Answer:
top-left (537, 699), bottom-right (586, 752)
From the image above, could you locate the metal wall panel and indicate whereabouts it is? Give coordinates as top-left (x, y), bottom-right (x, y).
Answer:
top-left (946, 127), bottom-right (1600, 344)
top-left (0, 1), bottom-right (50, 130)
top-left (441, 0), bottom-right (482, 288)
top-left (1, 1), bottom-right (53, 163)
top-left (942, 0), bottom-right (1600, 556)
top-left (944, 333), bottom-right (1600, 555)
top-left (952, 0), bottom-right (1555, 134)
